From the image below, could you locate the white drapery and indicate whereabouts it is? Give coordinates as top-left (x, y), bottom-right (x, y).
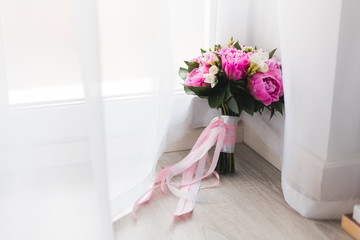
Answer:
top-left (217, 0), bottom-right (360, 219)
top-left (279, 0), bottom-right (360, 219)
top-left (1, 0), bottom-right (359, 239)
top-left (0, 0), bottom-right (114, 238)
top-left (0, 0), bottom-right (215, 239)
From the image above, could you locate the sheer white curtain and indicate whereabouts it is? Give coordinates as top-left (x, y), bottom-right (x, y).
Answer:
top-left (0, 0), bottom-right (113, 238)
top-left (100, 0), bottom-right (215, 220)
top-left (5, 1), bottom-right (359, 240)
top-left (279, 0), bottom-right (360, 219)
top-left (0, 0), bottom-right (214, 239)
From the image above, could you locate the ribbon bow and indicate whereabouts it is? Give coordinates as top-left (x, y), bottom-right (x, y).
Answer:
top-left (133, 116), bottom-right (238, 218)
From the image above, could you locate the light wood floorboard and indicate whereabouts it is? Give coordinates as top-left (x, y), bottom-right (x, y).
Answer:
top-left (113, 143), bottom-right (351, 240)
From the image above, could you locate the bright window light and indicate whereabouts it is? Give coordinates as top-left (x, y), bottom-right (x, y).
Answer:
top-left (1, 0), bottom-right (210, 105)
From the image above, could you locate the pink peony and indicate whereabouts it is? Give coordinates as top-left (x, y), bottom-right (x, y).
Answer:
top-left (184, 64), bottom-right (210, 87)
top-left (247, 58), bottom-right (283, 106)
top-left (218, 47), bottom-right (250, 80)
top-left (190, 56), bottom-right (202, 63)
top-left (202, 52), bottom-right (219, 65)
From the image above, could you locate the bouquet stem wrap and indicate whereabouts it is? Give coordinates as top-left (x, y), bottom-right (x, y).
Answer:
top-left (133, 116), bottom-right (237, 218)
top-left (215, 103), bottom-right (240, 174)
top-left (215, 115), bottom-right (239, 174)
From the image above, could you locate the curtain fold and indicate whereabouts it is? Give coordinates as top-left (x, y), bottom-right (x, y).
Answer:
top-left (106, 0), bottom-right (176, 220)
top-left (0, 0), bottom-right (114, 239)
top-left (73, 0), bottom-right (113, 237)
top-left (279, 0), bottom-right (360, 219)
top-left (0, 0), bottom-right (215, 238)
top-left (3, 1), bottom-right (359, 239)
top-left (104, 0), bottom-right (219, 220)
top-left (216, 0), bottom-right (360, 219)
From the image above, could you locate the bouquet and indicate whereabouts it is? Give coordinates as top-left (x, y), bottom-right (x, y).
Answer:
top-left (133, 38), bottom-right (284, 218)
top-left (179, 37), bottom-right (284, 174)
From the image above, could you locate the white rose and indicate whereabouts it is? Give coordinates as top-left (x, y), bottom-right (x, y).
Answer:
top-left (249, 54), bottom-right (262, 65)
top-left (203, 73), bottom-right (218, 88)
top-left (249, 49), bottom-right (270, 73)
top-left (209, 65), bottom-right (219, 75)
top-left (255, 49), bottom-right (269, 61)
top-left (257, 62), bottom-right (269, 72)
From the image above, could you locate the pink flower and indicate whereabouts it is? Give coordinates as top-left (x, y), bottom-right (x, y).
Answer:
top-left (247, 58), bottom-right (283, 106)
top-left (218, 47), bottom-right (250, 80)
top-left (202, 52), bottom-right (219, 65)
top-left (184, 64), bottom-right (210, 87)
top-left (190, 56), bottom-right (202, 63)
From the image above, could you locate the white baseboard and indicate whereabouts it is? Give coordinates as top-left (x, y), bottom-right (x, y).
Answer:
top-left (243, 122), bottom-right (282, 170)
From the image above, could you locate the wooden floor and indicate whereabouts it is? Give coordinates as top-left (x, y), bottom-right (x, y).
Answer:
top-left (113, 143), bottom-right (351, 240)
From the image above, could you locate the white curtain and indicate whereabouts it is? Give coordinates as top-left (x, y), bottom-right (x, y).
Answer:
top-left (0, 0), bottom-right (114, 238)
top-left (217, 0), bottom-right (360, 219)
top-left (279, 0), bottom-right (360, 219)
top-left (2, 0), bottom-right (358, 239)
top-left (0, 0), bottom-right (215, 239)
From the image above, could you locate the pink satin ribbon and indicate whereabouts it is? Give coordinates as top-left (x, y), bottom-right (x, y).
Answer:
top-left (133, 116), bottom-right (238, 218)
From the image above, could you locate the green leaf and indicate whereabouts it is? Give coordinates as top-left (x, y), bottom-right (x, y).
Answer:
top-left (234, 85), bottom-right (246, 91)
top-left (214, 44), bottom-right (222, 51)
top-left (186, 85), bottom-right (216, 97)
top-left (243, 100), bottom-right (254, 115)
top-left (258, 106), bottom-right (264, 114)
top-left (271, 100), bottom-right (283, 115)
top-left (224, 83), bottom-right (232, 102)
top-left (208, 90), bottom-right (225, 109)
top-left (184, 61), bottom-right (200, 72)
top-left (269, 48), bottom-right (277, 59)
top-left (270, 108), bottom-right (276, 119)
top-left (226, 97), bottom-right (239, 114)
top-left (236, 92), bottom-right (255, 116)
top-left (184, 61), bottom-right (191, 66)
top-left (280, 95), bottom-right (285, 104)
top-left (253, 100), bottom-right (265, 113)
top-left (232, 79), bottom-right (247, 89)
top-left (179, 67), bottom-right (188, 80)
top-left (233, 41), bottom-right (241, 50)
top-left (200, 48), bottom-right (206, 55)
top-left (183, 85), bottom-right (195, 95)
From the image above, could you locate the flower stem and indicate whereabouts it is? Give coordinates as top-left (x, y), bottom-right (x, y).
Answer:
top-left (215, 103), bottom-right (240, 175)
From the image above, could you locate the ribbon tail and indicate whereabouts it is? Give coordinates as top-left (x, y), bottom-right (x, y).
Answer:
top-left (133, 116), bottom-right (235, 219)
top-left (174, 155), bottom-right (207, 216)
top-left (165, 126), bottom-right (221, 202)
top-left (173, 126), bottom-right (225, 216)
top-left (132, 184), bottom-right (160, 219)
top-left (177, 126), bottom-right (226, 188)
top-left (132, 165), bottom-right (173, 218)
top-left (174, 162), bottom-right (197, 216)
top-left (200, 153), bottom-right (220, 190)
